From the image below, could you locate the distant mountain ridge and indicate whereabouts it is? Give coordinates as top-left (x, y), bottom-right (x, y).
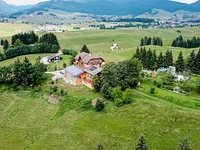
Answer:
top-left (1, 0), bottom-right (200, 16)
top-left (0, 0), bottom-right (33, 13)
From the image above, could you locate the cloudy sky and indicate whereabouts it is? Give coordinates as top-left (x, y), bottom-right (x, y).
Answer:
top-left (3, 0), bottom-right (198, 6)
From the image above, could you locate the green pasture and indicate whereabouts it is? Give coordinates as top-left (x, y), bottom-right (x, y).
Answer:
top-left (1, 81), bottom-right (200, 149)
top-left (0, 54), bottom-right (51, 67)
top-left (56, 27), bottom-right (200, 62)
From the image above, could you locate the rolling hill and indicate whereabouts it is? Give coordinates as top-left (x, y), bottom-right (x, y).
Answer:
top-left (9, 0), bottom-right (200, 17)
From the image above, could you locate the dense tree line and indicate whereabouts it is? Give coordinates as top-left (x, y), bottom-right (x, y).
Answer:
top-left (93, 58), bottom-right (142, 99)
top-left (0, 58), bottom-right (47, 87)
top-left (133, 47), bottom-right (200, 74)
top-left (140, 36), bottom-right (163, 46)
top-left (133, 47), bottom-right (173, 70)
top-left (0, 33), bottom-right (60, 61)
top-left (172, 35), bottom-right (200, 48)
top-left (11, 31), bottom-right (38, 45)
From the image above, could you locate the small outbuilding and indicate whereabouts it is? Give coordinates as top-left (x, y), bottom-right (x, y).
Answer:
top-left (47, 55), bottom-right (61, 62)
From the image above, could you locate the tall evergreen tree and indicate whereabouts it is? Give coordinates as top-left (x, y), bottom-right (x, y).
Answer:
top-left (135, 135), bottom-right (148, 150)
top-left (135, 47), bottom-right (140, 59)
top-left (164, 50), bottom-right (173, 67)
top-left (157, 52), bottom-right (165, 69)
top-left (3, 39), bottom-right (9, 50)
top-left (186, 50), bottom-right (196, 73)
top-left (152, 50), bottom-right (157, 69)
top-left (146, 48), bottom-right (153, 70)
top-left (140, 38), bottom-right (144, 46)
top-left (175, 51), bottom-right (185, 73)
top-left (80, 44), bottom-right (90, 53)
top-left (194, 49), bottom-right (200, 74)
top-left (141, 47), bottom-right (147, 69)
top-left (0, 39), bottom-right (4, 46)
top-left (13, 58), bottom-right (23, 85)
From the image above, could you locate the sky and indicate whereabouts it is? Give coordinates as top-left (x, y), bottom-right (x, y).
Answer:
top-left (3, 0), bottom-right (198, 6)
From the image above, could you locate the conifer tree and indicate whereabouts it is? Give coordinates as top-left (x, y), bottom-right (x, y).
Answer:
top-left (140, 38), bottom-right (144, 46)
top-left (157, 52), bottom-right (165, 69)
top-left (175, 51), bottom-right (185, 73)
top-left (135, 135), bottom-right (148, 150)
top-left (146, 48), bottom-right (153, 70)
top-left (186, 50), bottom-right (196, 73)
top-left (135, 47), bottom-right (140, 59)
top-left (80, 44), bottom-right (90, 53)
top-left (3, 39), bottom-right (9, 50)
top-left (194, 49), bottom-right (200, 74)
top-left (152, 50), bottom-right (157, 69)
top-left (141, 47), bottom-right (147, 68)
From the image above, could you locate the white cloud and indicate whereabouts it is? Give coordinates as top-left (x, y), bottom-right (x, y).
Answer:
top-left (3, 0), bottom-right (49, 6)
top-left (171, 0), bottom-right (197, 4)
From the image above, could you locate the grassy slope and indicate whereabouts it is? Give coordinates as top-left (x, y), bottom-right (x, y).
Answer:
top-left (56, 27), bottom-right (200, 62)
top-left (1, 85), bottom-right (200, 149)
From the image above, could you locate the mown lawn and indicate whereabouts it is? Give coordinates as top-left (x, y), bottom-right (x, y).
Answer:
top-left (1, 83), bottom-right (200, 149)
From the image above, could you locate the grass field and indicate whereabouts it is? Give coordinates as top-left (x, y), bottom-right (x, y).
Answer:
top-left (1, 24), bottom-right (200, 149)
top-left (1, 80), bottom-right (200, 149)
top-left (55, 27), bottom-right (200, 62)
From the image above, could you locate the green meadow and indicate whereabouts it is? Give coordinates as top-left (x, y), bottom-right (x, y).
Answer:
top-left (0, 23), bottom-right (200, 149)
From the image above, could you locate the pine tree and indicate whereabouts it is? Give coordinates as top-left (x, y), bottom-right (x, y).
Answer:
top-left (135, 47), bottom-right (140, 59)
top-left (3, 39), bottom-right (9, 50)
top-left (80, 44), bottom-right (90, 53)
top-left (179, 138), bottom-right (192, 150)
top-left (175, 51), bottom-right (185, 73)
top-left (140, 38), bottom-right (144, 46)
top-left (141, 47), bottom-right (147, 69)
top-left (0, 39), bottom-right (4, 46)
top-left (164, 50), bottom-right (173, 68)
top-left (146, 48), bottom-right (153, 70)
top-left (152, 50), bottom-right (157, 69)
top-left (135, 135), bottom-right (148, 150)
top-left (157, 52), bottom-right (165, 69)
top-left (194, 49), bottom-right (200, 74)
top-left (186, 50), bottom-right (196, 73)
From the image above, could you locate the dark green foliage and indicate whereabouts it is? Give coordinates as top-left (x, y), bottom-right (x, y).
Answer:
top-left (52, 86), bottom-right (58, 92)
top-left (186, 50), bottom-right (196, 74)
top-left (109, 86), bottom-right (122, 100)
top-left (165, 50), bottom-right (173, 67)
top-left (98, 59), bottom-right (142, 98)
top-left (135, 135), bottom-right (148, 150)
top-left (80, 44), bottom-right (90, 53)
top-left (93, 75), bottom-right (102, 92)
top-left (1, 39), bottom-right (4, 46)
top-left (63, 63), bottom-right (67, 69)
top-left (39, 33), bottom-right (59, 46)
top-left (175, 51), bottom-right (185, 73)
top-left (157, 52), bottom-right (165, 69)
top-left (140, 36), bottom-right (163, 46)
top-left (14, 39), bottom-right (23, 47)
top-left (3, 39), bottom-right (9, 50)
top-left (97, 143), bottom-right (104, 150)
top-left (62, 49), bottom-right (74, 55)
top-left (171, 35), bottom-right (200, 48)
top-left (196, 77), bottom-right (200, 94)
top-left (70, 51), bottom-right (78, 65)
top-left (194, 49), bottom-right (200, 74)
top-left (95, 99), bottom-right (105, 111)
top-left (179, 138), bottom-right (192, 150)
top-left (150, 86), bottom-right (155, 94)
top-left (0, 57), bottom-right (46, 87)
top-left (11, 31), bottom-right (38, 45)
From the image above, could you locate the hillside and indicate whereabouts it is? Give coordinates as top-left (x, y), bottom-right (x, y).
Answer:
top-left (7, 0), bottom-right (200, 17)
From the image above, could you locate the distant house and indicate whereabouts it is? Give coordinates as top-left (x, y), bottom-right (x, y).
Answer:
top-left (64, 52), bottom-right (105, 88)
top-left (47, 55), bottom-right (61, 62)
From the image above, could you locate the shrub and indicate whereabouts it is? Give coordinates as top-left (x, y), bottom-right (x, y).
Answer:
top-left (150, 86), bottom-right (155, 94)
top-left (60, 88), bottom-right (64, 96)
top-left (122, 88), bottom-right (134, 104)
top-left (114, 98), bottom-right (123, 107)
top-left (95, 99), bottom-right (105, 111)
top-left (109, 86), bottom-right (122, 100)
top-left (52, 86), bottom-right (58, 92)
